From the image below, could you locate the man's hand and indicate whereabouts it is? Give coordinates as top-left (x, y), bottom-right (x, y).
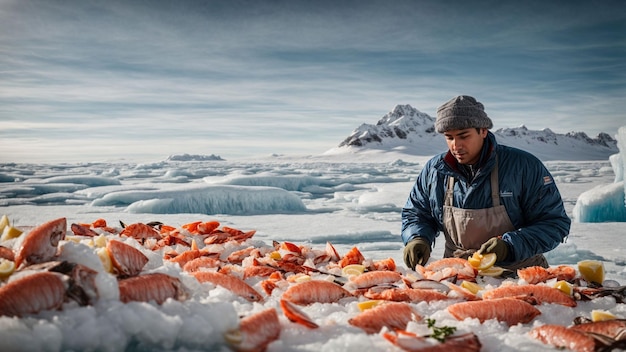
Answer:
top-left (478, 237), bottom-right (509, 262)
top-left (452, 248), bottom-right (476, 260)
top-left (403, 238), bottom-right (431, 269)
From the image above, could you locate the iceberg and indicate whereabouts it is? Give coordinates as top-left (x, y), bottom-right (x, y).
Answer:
top-left (573, 126), bottom-right (626, 222)
top-left (91, 184), bottom-right (307, 215)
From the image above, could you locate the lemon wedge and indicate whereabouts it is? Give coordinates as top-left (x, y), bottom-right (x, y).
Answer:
top-left (224, 329), bottom-right (243, 346)
top-left (357, 300), bottom-right (381, 311)
top-left (0, 258), bottom-right (16, 280)
top-left (97, 247), bottom-right (113, 273)
top-left (293, 274), bottom-right (311, 283)
top-left (1, 225), bottom-right (23, 241)
top-left (468, 252), bottom-right (497, 271)
top-left (478, 266), bottom-right (504, 277)
top-left (0, 215), bottom-right (9, 233)
top-left (342, 264), bottom-right (366, 277)
top-left (460, 280), bottom-right (483, 294)
top-left (269, 251), bottom-right (281, 260)
top-left (65, 235), bottom-right (83, 244)
top-left (591, 310), bottom-right (617, 322)
top-left (553, 280), bottom-right (573, 296)
top-left (578, 260), bottom-right (605, 285)
top-left (94, 234), bottom-right (107, 248)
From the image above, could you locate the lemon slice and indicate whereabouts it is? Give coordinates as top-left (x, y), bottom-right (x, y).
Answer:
top-left (553, 280), bottom-right (573, 296)
top-left (342, 264), bottom-right (366, 277)
top-left (460, 280), bottom-right (483, 294)
top-left (357, 300), bottom-right (381, 311)
top-left (591, 310), bottom-right (617, 322)
top-left (478, 266), bottom-right (504, 277)
top-left (468, 254), bottom-right (481, 267)
top-left (468, 252), bottom-right (497, 271)
top-left (578, 260), bottom-right (605, 284)
top-left (0, 258), bottom-right (16, 280)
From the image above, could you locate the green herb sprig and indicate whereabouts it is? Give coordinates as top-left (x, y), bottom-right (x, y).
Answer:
top-left (426, 318), bottom-right (457, 343)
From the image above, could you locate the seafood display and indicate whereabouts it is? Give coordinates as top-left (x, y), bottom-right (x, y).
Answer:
top-left (0, 216), bottom-right (625, 351)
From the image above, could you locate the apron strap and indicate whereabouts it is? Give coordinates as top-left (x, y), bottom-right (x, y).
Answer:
top-left (445, 155), bottom-right (500, 207)
top-left (490, 157), bottom-right (500, 207)
top-left (445, 176), bottom-right (455, 207)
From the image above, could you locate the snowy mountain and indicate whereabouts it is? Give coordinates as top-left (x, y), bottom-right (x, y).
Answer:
top-left (333, 104), bottom-right (619, 161)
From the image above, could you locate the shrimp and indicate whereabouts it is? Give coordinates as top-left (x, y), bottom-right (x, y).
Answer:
top-left (15, 217), bottom-right (66, 268)
top-left (0, 245), bottom-right (14, 262)
top-left (370, 257), bottom-right (397, 272)
top-left (106, 239), bottom-right (148, 278)
top-left (226, 308), bottom-right (281, 352)
top-left (70, 223), bottom-right (98, 237)
top-left (517, 265), bottom-right (576, 284)
top-left (167, 249), bottom-right (204, 268)
top-left (206, 227), bottom-right (256, 244)
top-left (118, 273), bottom-right (187, 304)
top-left (446, 282), bottom-right (481, 301)
top-left (119, 222), bottom-right (160, 241)
top-left (282, 280), bottom-right (352, 305)
top-left (192, 271), bottom-right (263, 302)
top-left (571, 319), bottom-right (626, 339)
top-left (549, 265), bottom-right (577, 282)
top-left (348, 301), bottom-right (421, 334)
top-left (227, 247), bottom-right (260, 264)
top-left (182, 256), bottom-right (221, 273)
top-left (196, 220), bottom-right (221, 235)
top-left (338, 246), bottom-right (365, 267)
top-left (481, 284), bottom-right (577, 307)
top-left (260, 279), bottom-right (279, 296)
top-left (0, 271), bottom-right (67, 317)
top-left (364, 287), bottom-right (451, 303)
top-left (447, 298), bottom-right (541, 326)
top-left (349, 270), bottom-right (402, 289)
top-left (424, 258), bottom-right (476, 281)
top-left (325, 241), bottom-right (341, 262)
top-left (383, 330), bottom-right (482, 352)
top-left (243, 264), bottom-right (279, 279)
top-left (529, 324), bottom-right (596, 352)
top-left (280, 299), bottom-right (319, 329)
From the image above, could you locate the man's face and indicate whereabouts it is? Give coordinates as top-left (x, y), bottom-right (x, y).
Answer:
top-left (443, 128), bottom-right (488, 165)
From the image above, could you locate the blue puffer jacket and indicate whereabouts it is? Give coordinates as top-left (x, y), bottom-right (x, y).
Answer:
top-left (401, 132), bottom-right (570, 264)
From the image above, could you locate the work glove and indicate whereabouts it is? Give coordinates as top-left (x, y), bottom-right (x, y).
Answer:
top-left (403, 237), bottom-right (431, 269)
top-left (452, 248), bottom-right (476, 260)
top-left (478, 237), bottom-right (509, 262)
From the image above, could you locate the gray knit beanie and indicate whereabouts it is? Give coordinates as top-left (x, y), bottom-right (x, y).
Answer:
top-left (435, 95), bottom-right (493, 133)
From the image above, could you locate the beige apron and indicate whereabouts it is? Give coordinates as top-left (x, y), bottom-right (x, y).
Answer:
top-left (442, 161), bottom-right (548, 270)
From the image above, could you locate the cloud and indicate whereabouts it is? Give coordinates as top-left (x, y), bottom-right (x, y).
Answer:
top-left (1, 0), bottom-right (624, 162)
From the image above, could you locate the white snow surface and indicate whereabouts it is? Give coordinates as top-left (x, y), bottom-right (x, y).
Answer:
top-left (1, 139), bottom-right (626, 352)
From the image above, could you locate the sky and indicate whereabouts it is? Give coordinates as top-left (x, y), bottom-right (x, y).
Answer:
top-left (1, 0), bottom-right (625, 163)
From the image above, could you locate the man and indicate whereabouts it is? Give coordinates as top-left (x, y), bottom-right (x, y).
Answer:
top-left (401, 95), bottom-right (570, 271)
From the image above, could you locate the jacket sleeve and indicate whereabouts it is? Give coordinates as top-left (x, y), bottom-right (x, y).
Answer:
top-left (501, 159), bottom-right (571, 263)
top-left (401, 162), bottom-right (440, 246)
